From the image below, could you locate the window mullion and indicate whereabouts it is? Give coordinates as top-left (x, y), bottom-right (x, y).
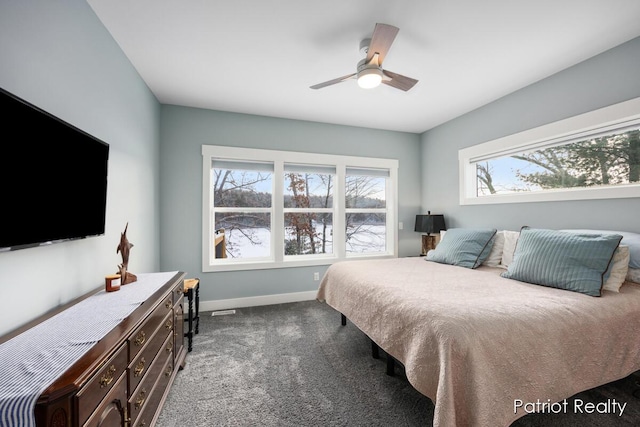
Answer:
top-left (273, 161), bottom-right (284, 263)
top-left (345, 208), bottom-right (387, 214)
top-left (283, 208), bottom-right (333, 213)
top-left (214, 207), bottom-right (272, 213)
top-left (334, 163), bottom-right (346, 259)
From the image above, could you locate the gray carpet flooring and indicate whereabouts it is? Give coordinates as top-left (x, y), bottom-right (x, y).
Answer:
top-left (156, 301), bottom-right (640, 426)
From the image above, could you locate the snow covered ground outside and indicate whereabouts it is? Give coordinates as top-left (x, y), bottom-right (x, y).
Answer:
top-left (220, 224), bottom-right (386, 258)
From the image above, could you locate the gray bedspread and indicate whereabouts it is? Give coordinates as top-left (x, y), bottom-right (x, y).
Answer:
top-left (316, 257), bottom-right (640, 427)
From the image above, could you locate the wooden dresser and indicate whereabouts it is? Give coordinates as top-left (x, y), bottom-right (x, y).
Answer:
top-left (3, 271), bottom-right (187, 427)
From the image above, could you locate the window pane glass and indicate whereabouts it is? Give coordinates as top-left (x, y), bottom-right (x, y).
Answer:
top-left (284, 172), bottom-right (333, 208)
top-left (214, 212), bottom-right (270, 259)
top-left (345, 213), bottom-right (386, 254)
top-left (213, 166), bottom-right (272, 208)
top-left (345, 175), bottom-right (386, 208)
top-left (475, 127), bottom-right (640, 196)
top-left (284, 213), bottom-right (332, 255)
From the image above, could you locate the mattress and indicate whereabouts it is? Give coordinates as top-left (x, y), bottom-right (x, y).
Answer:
top-left (317, 257), bottom-right (640, 426)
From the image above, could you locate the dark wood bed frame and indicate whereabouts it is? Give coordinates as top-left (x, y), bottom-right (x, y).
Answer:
top-left (340, 312), bottom-right (397, 376)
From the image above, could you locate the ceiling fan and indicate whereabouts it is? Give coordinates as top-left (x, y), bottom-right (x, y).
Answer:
top-left (310, 23), bottom-right (418, 92)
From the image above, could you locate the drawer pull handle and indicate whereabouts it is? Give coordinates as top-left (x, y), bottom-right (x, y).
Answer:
top-left (99, 365), bottom-right (116, 388)
top-left (166, 342), bottom-right (173, 353)
top-left (134, 330), bottom-right (146, 347)
top-left (165, 319), bottom-right (173, 330)
top-left (165, 300), bottom-right (172, 309)
top-left (165, 365), bottom-right (173, 377)
top-left (134, 358), bottom-right (146, 377)
top-left (134, 389), bottom-right (146, 410)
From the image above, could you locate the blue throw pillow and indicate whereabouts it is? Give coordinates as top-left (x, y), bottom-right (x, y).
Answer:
top-left (560, 229), bottom-right (640, 269)
top-left (426, 228), bottom-right (497, 269)
top-left (501, 228), bottom-right (622, 296)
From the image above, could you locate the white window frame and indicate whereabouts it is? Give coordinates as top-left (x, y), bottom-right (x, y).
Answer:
top-left (283, 163), bottom-right (336, 261)
top-left (459, 97), bottom-right (640, 205)
top-left (202, 145), bottom-right (398, 272)
top-left (344, 167), bottom-right (392, 256)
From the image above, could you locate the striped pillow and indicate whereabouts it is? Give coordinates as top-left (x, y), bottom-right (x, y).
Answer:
top-left (426, 228), bottom-right (497, 269)
top-left (501, 228), bottom-right (622, 296)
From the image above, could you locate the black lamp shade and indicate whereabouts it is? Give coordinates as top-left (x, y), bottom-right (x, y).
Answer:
top-left (414, 214), bottom-right (446, 234)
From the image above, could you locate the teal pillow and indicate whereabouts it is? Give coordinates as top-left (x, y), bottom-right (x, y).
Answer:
top-left (426, 228), bottom-right (497, 269)
top-left (501, 228), bottom-right (622, 296)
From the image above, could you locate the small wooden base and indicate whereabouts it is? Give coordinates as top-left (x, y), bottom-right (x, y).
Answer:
top-left (123, 272), bottom-right (137, 284)
top-left (421, 234), bottom-right (437, 256)
top-left (119, 271), bottom-right (137, 285)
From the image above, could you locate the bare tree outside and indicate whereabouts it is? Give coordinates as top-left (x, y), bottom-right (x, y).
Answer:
top-left (477, 162), bottom-right (497, 195)
top-left (213, 167), bottom-right (272, 258)
top-left (285, 172), bottom-right (317, 255)
top-left (345, 174), bottom-right (386, 253)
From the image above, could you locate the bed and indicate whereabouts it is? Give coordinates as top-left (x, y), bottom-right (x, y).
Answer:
top-left (316, 228), bottom-right (640, 427)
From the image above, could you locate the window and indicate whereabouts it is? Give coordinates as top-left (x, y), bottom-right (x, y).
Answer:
top-left (459, 97), bottom-right (640, 205)
top-left (345, 168), bottom-right (388, 254)
top-left (284, 164), bottom-right (335, 258)
top-left (211, 160), bottom-right (273, 260)
top-left (202, 146), bottom-right (398, 271)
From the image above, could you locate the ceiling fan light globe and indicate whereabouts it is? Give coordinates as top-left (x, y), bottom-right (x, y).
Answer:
top-left (357, 68), bottom-right (383, 89)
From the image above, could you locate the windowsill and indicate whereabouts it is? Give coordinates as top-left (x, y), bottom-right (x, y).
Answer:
top-left (460, 183), bottom-right (640, 205)
top-left (202, 253), bottom-right (396, 272)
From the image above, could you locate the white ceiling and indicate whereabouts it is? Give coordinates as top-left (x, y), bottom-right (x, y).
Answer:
top-left (87, 0), bottom-right (640, 134)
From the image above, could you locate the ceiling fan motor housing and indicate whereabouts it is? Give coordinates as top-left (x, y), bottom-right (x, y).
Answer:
top-left (357, 39), bottom-right (383, 89)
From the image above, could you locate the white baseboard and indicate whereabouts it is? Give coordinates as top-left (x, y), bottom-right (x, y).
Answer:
top-left (200, 290), bottom-right (318, 313)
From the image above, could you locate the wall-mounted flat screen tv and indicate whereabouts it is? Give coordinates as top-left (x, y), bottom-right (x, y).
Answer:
top-left (0, 87), bottom-right (109, 252)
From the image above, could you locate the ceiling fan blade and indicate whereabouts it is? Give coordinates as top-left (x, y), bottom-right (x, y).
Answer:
top-left (382, 70), bottom-right (418, 91)
top-left (310, 73), bottom-right (357, 90)
top-left (366, 23), bottom-right (399, 66)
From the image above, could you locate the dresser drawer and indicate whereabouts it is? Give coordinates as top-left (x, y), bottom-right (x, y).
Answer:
top-left (128, 311), bottom-right (173, 392)
top-left (131, 353), bottom-right (174, 427)
top-left (128, 333), bottom-right (173, 425)
top-left (75, 344), bottom-right (127, 426)
top-left (81, 374), bottom-right (126, 427)
top-left (128, 294), bottom-right (173, 361)
top-left (172, 280), bottom-right (184, 306)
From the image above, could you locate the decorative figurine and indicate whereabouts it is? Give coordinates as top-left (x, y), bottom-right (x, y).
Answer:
top-left (116, 222), bottom-right (137, 284)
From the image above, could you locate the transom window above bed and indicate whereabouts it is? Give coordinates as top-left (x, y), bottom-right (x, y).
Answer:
top-left (202, 145), bottom-right (398, 272)
top-left (459, 97), bottom-right (640, 205)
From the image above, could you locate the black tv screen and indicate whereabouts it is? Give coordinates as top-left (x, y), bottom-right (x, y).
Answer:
top-left (0, 87), bottom-right (109, 251)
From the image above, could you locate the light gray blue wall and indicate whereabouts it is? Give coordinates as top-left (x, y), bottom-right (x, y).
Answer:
top-left (421, 37), bottom-right (640, 232)
top-left (0, 1), bottom-right (161, 335)
top-left (159, 106), bottom-right (422, 302)
top-left (3, 1), bottom-right (636, 335)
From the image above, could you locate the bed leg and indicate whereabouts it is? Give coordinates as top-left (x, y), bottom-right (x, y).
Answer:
top-left (386, 354), bottom-right (395, 376)
top-left (371, 340), bottom-right (380, 359)
top-left (341, 313), bottom-right (346, 326)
